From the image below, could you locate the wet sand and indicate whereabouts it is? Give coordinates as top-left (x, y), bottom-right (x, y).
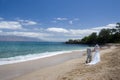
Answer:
top-left (0, 50), bottom-right (83, 80)
top-left (0, 44), bottom-right (120, 80)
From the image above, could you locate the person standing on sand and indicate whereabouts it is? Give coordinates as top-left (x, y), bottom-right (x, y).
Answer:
top-left (86, 48), bottom-right (92, 63)
top-left (88, 44), bottom-right (100, 65)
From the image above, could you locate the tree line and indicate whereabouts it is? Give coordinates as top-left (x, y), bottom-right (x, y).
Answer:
top-left (65, 23), bottom-right (120, 45)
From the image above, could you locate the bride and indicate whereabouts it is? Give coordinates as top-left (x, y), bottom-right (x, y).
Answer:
top-left (88, 44), bottom-right (100, 65)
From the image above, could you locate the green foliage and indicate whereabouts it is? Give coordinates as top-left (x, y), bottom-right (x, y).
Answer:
top-left (81, 36), bottom-right (89, 44)
top-left (97, 29), bottom-right (111, 44)
top-left (65, 39), bottom-right (81, 44)
top-left (66, 23), bottom-right (120, 44)
top-left (116, 23), bottom-right (120, 33)
top-left (87, 32), bottom-right (97, 44)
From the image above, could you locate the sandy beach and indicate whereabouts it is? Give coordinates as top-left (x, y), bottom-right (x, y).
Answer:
top-left (0, 50), bottom-right (83, 80)
top-left (0, 44), bottom-right (120, 80)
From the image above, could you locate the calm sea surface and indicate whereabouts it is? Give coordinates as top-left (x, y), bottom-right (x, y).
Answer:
top-left (0, 41), bottom-right (88, 65)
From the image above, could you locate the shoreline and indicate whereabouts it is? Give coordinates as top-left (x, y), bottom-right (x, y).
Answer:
top-left (0, 50), bottom-right (84, 80)
top-left (0, 49), bottom-right (87, 66)
top-left (0, 44), bottom-right (119, 80)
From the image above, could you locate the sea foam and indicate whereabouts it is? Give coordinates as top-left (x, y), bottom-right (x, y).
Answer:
top-left (0, 50), bottom-right (74, 65)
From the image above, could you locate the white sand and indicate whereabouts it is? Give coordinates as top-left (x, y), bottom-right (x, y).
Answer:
top-left (0, 45), bottom-right (119, 80)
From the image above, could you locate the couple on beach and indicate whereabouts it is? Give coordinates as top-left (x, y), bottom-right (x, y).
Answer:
top-left (86, 44), bottom-right (100, 65)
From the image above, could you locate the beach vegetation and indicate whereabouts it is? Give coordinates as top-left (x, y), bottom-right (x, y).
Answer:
top-left (66, 23), bottom-right (120, 44)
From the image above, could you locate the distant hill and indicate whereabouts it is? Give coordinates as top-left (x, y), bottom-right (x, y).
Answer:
top-left (0, 35), bottom-right (43, 42)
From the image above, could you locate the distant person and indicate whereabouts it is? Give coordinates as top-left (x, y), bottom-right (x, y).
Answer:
top-left (88, 44), bottom-right (100, 65)
top-left (86, 48), bottom-right (92, 63)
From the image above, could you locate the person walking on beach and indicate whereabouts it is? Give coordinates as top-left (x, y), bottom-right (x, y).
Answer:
top-left (86, 48), bottom-right (92, 63)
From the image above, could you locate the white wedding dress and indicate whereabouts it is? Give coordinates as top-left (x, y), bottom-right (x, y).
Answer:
top-left (88, 45), bottom-right (100, 65)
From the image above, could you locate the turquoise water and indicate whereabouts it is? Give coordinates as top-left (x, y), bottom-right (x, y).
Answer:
top-left (0, 41), bottom-right (88, 65)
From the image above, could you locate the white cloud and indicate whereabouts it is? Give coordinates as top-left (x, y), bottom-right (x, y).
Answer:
top-left (92, 23), bottom-right (116, 30)
top-left (0, 21), bottom-right (22, 30)
top-left (52, 17), bottom-right (68, 24)
top-left (42, 23), bottom-right (117, 41)
top-left (51, 20), bottom-right (57, 23)
top-left (46, 27), bottom-right (98, 36)
top-left (33, 28), bottom-right (45, 32)
top-left (0, 30), bottom-right (2, 32)
top-left (68, 18), bottom-right (79, 25)
top-left (107, 24), bottom-right (116, 28)
top-left (18, 19), bottom-right (37, 25)
top-left (0, 17), bottom-right (4, 20)
top-left (0, 17), bottom-right (117, 42)
top-left (0, 18), bottom-right (39, 30)
top-left (69, 20), bottom-right (73, 25)
top-left (53, 17), bottom-right (80, 25)
top-left (47, 27), bottom-right (69, 33)
top-left (46, 23), bottom-right (116, 38)
top-left (1, 31), bottom-right (52, 39)
top-left (54, 17), bottom-right (68, 21)
top-left (24, 20), bottom-right (37, 25)
top-left (69, 29), bottom-right (98, 36)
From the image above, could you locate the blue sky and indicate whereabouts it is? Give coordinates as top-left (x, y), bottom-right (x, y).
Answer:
top-left (0, 0), bottom-right (120, 41)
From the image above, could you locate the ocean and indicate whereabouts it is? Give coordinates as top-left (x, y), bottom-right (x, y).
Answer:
top-left (0, 41), bottom-right (88, 65)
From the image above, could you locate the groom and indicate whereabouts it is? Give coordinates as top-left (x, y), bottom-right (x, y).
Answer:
top-left (86, 48), bottom-right (92, 63)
